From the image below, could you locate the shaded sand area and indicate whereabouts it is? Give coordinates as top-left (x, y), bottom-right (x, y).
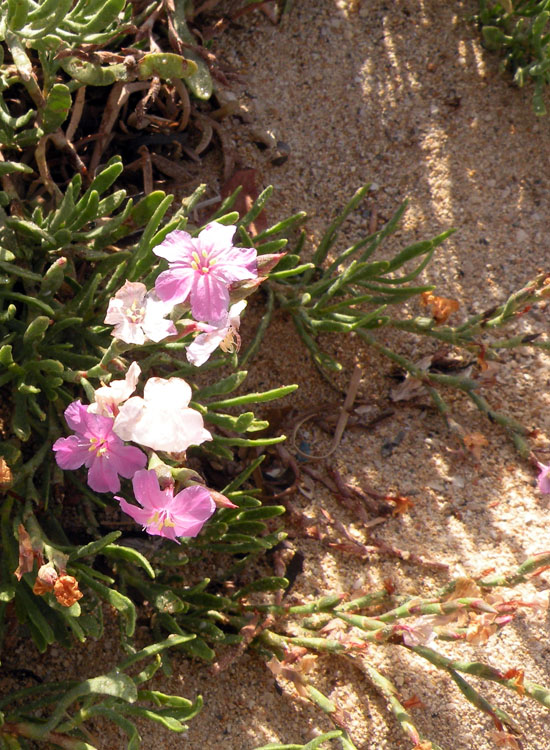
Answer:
top-left (5, 2), bottom-right (550, 748)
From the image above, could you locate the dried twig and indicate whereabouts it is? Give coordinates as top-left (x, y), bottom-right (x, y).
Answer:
top-left (292, 365), bottom-right (362, 460)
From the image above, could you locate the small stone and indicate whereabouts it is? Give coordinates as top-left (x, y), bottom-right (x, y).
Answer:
top-left (271, 141), bottom-right (291, 166)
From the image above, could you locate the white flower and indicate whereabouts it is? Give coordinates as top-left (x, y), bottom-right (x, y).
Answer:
top-left (88, 362), bottom-right (141, 418)
top-left (113, 376), bottom-right (212, 453)
top-left (186, 301), bottom-right (246, 367)
top-left (105, 280), bottom-right (176, 345)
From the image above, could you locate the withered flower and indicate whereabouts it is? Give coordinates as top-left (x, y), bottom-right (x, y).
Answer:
top-left (54, 575), bottom-right (83, 607)
top-left (32, 564), bottom-right (58, 596)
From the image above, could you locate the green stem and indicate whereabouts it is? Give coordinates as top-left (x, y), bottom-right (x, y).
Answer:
top-left (410, 645), bottom-right (550, 710)
top-left (240, 285), bottom-right (274, 366)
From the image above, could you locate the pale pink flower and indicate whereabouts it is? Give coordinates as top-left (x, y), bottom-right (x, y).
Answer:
top-left (400, 616), bottom-right (438, 647)
top-left (186, 301), bottom-right (246, 367)
top-left (537, 462), bottom-right (550, 494)
top-left (88, 362), bottom-right (141, 418)
top-left (113, 376), bottom-right (212, 453)
top-left (53, 401), bottom-right (146, 493)
top-left (115, 469), bottom-right (215, 542)
top-left (105, 280), bottom-right (177, 345)
top-left (153, 222), bottom-right (257, 324)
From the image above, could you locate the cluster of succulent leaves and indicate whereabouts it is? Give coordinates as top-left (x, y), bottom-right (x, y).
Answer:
top-left (0, 0), bottom-right (212, 196)
top-left (476, 0), bottom-right (550, 115)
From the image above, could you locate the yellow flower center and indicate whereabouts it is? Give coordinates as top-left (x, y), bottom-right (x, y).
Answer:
top-left (146, 510), bottom-right (176, 532)
top-left (88, 437), bottom-right (108, 456)
top-left (190, 250), bottom-right (216, 275)
top-left (125, 299), bottom-right (146, 324)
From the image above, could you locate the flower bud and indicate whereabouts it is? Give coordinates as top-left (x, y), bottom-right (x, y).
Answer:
top-left (33, 564), bottom-right (58, 596)
top-left (209, 490), bottom-right (238, 509)
top-left (256, 252), bottom-right (286, 275)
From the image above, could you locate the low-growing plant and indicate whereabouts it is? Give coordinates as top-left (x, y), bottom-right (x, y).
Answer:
top-left (2, 1), bottom-right (550, 749)
top-left (476, 0), bottom-right (550, 115)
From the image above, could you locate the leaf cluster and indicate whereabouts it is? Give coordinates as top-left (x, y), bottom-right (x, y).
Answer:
top-left (477, 0), bottom-right (550, 114)
top-left (0, 636), bottom-right (202, 749)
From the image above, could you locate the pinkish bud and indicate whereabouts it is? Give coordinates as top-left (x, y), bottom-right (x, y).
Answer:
top-left (209, 490), bottom-right (238, 509)
top-left (256, 252), bottom-right (286, 275)
top-left (37, 564), bottom-right (58, 587)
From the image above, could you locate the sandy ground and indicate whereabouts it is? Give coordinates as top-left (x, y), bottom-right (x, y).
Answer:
top-left (6, 1), bottom-right (550, 748)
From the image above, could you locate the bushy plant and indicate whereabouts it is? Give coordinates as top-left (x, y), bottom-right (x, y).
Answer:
top-left (2, 2), bottom-right (550, 749)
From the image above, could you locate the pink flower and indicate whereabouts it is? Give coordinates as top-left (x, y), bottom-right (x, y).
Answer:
top-left (153, 222), bottom-right (257, 324)
top-left (53, 401), bottom-right (146, 493)
top-left (88, 362), bottom-right (141, 418)
top-left (186, 301), bottom-right (246, 367)
top-left (113, 376), bottom-right (212, 453)
top-left (105, 280), bottom-right (177, 345)
top-left (400, 616), bottom-right (438, 647)
top-left (537, 462), bottom-right (550, 494)
top-left (115, 469), bottom-right (215, 542)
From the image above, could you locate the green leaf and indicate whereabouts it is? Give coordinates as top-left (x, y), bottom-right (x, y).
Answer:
top-left (119, 634), bottom-right (196, 670)
top-left (194, 371), bottom-right (248, 399)
top-left (0, 162), bottom-right (33, 176)
top-left (119, 705), bottom-right (187, 732)
top-left (40, 672), bottom-right (137, 735)
top-left (138, 52), bottom-right (197, 80)
top-left (102, 543), bottom-right (155, 579)
top-left (83, 707), bottom-right (140, 749)
top-left (0, 585), bottom-right (15, 602)
top-left (59, 57), bottom-right (128, 85)
top-left (237, 506), bottom-right (286, 521)
top-left (481, 26), bottom-right (512, 49)
top-left (206, 383), bottom-right (298, 409)
top-left (42, 83), bottom-right (71, 133)
top-left (14, 585), bottom-right (55, 651)
top-left (68, 531), bottom-right (122, 562)
top-left (233, 576), bottom-right (288, 598)
top-left (169, 7), bottom-right (213, 99)
top-left (75, 567), bottom-right (136, 636)
top-left (7, 0), bottom-right (29, 30)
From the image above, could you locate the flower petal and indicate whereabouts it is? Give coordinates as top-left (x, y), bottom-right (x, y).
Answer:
top-left (214, 247), bottom-right (258, 281)
top-left (142, 317), bottom-right (177, 343)
top-left (170, 485), bottom-right (216, 537)
top-left (538, 463), bottom-right (550, 494)
top-left (92, 362), bottom-right (141, 416)
top-left (190, 273), bottom-right (230, 324)
top-left (53, 435), bottom-right (90, 469)
top-left (107, 439), bottom-right (147, 479)
top-left (152, 229), bottom-right (196, 263)
top-left (143, 377), bottom-right (192, 409)
top-left (186, 327), bottom-right (227, 367)
top-left (87, 454), bottom-right (121, 493)
top-left (197, 222), bottom-right (237, 257)
top-left (64, 401), bottom-right (89, 432)
top-left (117, 496), bottom-right (153, 526)
top-left (112, 396), bottom-right (144, 443)
top-left (131, 469), bottom-right (171, 511)
top-left (154, 267), bottom-right (195, 305)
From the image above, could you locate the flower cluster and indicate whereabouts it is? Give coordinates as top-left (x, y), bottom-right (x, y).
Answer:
top-left (103, 222), bottom-right (259, 367)
top-left (53, 366), bottom-right (214, 539)
top-left (52, 222), bottom-right (280, 544)
top-left (52, 222), bottom-right (265, 543)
